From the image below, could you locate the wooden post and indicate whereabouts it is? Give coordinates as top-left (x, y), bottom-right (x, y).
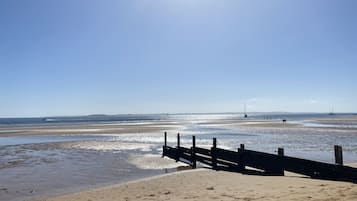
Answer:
top-left (334, 145), bottom-right (343, 165)
top-left (162, 132), bottom-right (167, 157)
top-left (238, 144), bottom-right (245, 171)
top-left (164, 132), bottom-right (167, 147)
top-left (212, 138), bottom-right (217, 170)
top-left (191, 136), bottom-right (196, 168)
top-left (176, 133), bottom-right (180, 162)
top-left (277, 148), bottom-right (285, 176)
top-left (278, 148), bottom-right (284, 157)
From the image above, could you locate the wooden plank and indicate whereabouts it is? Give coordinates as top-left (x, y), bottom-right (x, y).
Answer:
top-left (179, 152), bottom-right (192, 162)
top-left (216, 158), bottom-right (239, 169)
top-left (178, 146), bottom-right (191, 154)
top-left (165, 151), bottom-right (177, 159)
top-left (243, 149), bottom-right (283, 174)
top-left (194, 147), bottom-right (211, 156)
top-left (214, 148), bottom-right (240, 163)
top-left (196, 155), bottom-right (213, 166)
top-left (336, 165), bottom-right (357, 182)
top-left (196, 154), bottom-right (212, 162)
top-left (283, 156), bottom-right (341, 178)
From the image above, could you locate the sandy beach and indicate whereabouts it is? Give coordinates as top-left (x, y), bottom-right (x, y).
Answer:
top-left (33, 168), bottom-right (357, 201)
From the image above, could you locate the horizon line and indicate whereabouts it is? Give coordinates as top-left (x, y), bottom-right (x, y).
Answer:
top-left (1, 111), bottom-right (356, 119)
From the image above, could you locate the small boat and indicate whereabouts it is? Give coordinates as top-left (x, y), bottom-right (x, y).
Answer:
top-left (329, 105), bottom-right (335, 115)
top-left (243, 103), bottom-right (248, 118)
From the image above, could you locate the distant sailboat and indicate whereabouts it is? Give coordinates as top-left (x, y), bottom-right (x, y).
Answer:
top-left (244, 103), bottom-right (248, 118)
top-left (329, 105), bottom-right (335, 115)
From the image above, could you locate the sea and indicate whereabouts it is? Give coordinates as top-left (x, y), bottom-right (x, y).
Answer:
top-left (0, 113), bottom-right (357, 201)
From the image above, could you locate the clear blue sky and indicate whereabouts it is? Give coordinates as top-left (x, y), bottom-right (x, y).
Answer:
top-left (1, 0), bottom-right (356, 117)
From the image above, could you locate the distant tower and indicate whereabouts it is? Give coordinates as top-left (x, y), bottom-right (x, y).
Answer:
top-left (244, 103), bottom-right (248, 118)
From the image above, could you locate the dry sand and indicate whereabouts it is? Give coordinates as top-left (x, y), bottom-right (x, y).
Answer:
top-left (33, 169), bottom-right (357, 201)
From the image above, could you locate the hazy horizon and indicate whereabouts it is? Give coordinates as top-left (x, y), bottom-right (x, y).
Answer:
top-left (1, 0), bottom-right (356, 117)
top-left (1, 111), bottom-right (356, 119)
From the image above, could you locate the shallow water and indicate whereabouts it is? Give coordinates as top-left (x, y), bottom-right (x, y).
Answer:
top-left (0, 142), bottom-right (178, 201)
top-left (0, 135), bottom-right (104, 146)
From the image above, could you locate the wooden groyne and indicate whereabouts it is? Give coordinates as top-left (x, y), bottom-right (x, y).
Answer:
top-left (162, 132), bottom-right (357, 183)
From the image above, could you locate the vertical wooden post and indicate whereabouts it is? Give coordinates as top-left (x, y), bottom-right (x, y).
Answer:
top-left (238, 144), bottom-right (245, 171)
top-left (277, 148), bottom-right (285, 176)
top-left (212, 138), bottom-right (217, 170)
top-left (278, 148), bottom-right (284, 157)
top-left (162, 131), bottom-right (167, 157)
top-left (191, 136), bottom-right (196, 168)
top-left (164, 132), bottom-right (167, 147)
top-left (176, 133), bottom-right (180, 162)
top-left (334, 145), bottom-right (343, 165)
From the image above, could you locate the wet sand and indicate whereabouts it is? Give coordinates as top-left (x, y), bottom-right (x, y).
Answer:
top-left (33, 168), bottom-right (357, 201)
top-left (2, 116), bottom-right (357, 138)
top-left (0, 122), bottom-right (178, 137)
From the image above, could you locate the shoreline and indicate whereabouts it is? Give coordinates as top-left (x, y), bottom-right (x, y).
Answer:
top-left (32, 167), bottom-right (357, 201)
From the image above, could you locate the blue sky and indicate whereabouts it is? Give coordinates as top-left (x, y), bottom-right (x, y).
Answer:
top-left (1, 0), bottom-right (356, 117)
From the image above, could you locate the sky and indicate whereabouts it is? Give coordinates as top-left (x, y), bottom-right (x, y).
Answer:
top-left (0, 0), bottom-right (357, 117)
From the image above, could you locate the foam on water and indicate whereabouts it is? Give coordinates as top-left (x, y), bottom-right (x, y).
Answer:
top-left (128, 154), bottom-right (186, 169)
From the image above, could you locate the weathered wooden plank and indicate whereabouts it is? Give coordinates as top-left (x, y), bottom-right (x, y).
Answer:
top-left (216, 159), bottom-right (239, 169)
top-left (336, 165), bottom-right (357, 182)
top-left (196, 155), bottom-right (213, 166)
top-left (283, 156), bottom-right (343, 179)
top-left (214, 148), bottom-right (240, 163)
top-left (242, 150), bottom-right (283, 174)
top-left (179, 152), bottom-right (192, 162)
top-left (194, 147), bottom-right (211, 156)
top-left (178, 146), bottom-right (191, 154)
top-left (196, 154), bottom-right (212, 161)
